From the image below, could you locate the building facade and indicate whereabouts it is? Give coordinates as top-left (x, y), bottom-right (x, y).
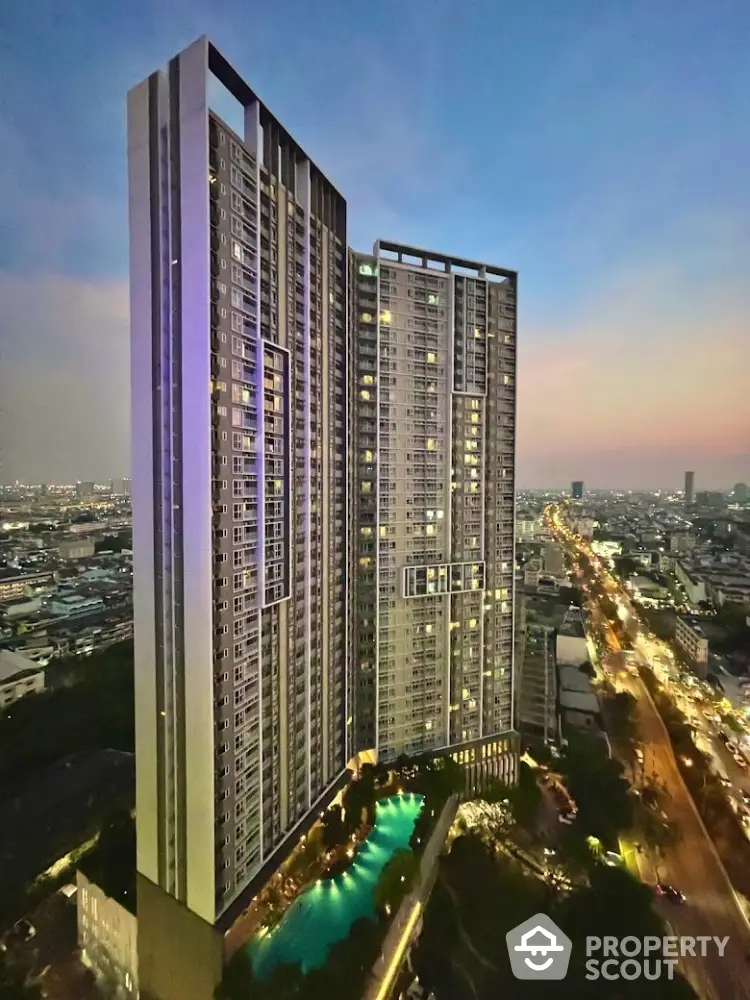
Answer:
top-left (128, 38), bottom-right (349, 999)
top-left (571, 480), bottom-right (584, 500)
top-left (684, 470), bottom-right (695, 508)
top-left (675, 616), bottom-right (709, 676)
top-left (78, 871), bottom-right (139, 1000)
top-left (0, 649), bottom-right (45, 708)
top-left (349, 241), bottom-right (518, 782)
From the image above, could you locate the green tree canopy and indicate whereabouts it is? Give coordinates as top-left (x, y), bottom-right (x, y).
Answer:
top-left (373, 848), bottom-right (418, 913)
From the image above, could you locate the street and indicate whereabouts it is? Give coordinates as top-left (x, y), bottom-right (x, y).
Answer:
top-left (549, 505), bottom-right (750, 1000)
top-left (620, 665), bottom-right (750, 1000)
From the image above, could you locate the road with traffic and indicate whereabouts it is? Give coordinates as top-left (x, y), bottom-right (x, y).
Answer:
top-left (548, 504), bottom-right (750, 1000)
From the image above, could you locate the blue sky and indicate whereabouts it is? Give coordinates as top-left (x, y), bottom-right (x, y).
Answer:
top-left (1, 0), bottom-right (748, 487)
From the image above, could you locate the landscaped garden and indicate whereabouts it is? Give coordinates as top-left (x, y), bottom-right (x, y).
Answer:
top-left (217, 754), bottom-right (465, 1000)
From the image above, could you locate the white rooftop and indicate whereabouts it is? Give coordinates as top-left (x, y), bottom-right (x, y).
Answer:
top-left (0, 648), bottom-right (42, 683)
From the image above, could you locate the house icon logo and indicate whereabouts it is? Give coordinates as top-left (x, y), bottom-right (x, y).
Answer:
top-left (506, 912), bottom-right (572, 980)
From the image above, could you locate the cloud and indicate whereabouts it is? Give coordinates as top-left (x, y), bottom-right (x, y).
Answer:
top-left (0, 272), bottom-right (130, 483)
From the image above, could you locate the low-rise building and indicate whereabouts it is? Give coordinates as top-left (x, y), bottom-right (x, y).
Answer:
top-left (0, 649), bottom-right (45, 707)
top-left (0, 568), bottom-right (55, 602)
top-left (523, 557), bottom-right (542, 588)
top-left (47, 594), bottom-right (105, 618)
top-left (516, 517), bottom-right (538, 541)
top-left (573, 518), bottom-right (596, 539)
top-left (555, 606), bottom-right (589, 667)
top-left (557, 664), bottom-right (601, 734)
top-left (542, 543), bottom-right (566, 580)
top-left (58, 537), bottom-right (96, 560)
top-left (675, 561), bottom-right (707, 605)
top-left (670, 532), bottom-right (696, 554)
top-left (0, 595), bottom-right (42, 619)
top-left (78, 870), bottom-right (138, 999)
top-left (675, 616), bottom-right (709, 676)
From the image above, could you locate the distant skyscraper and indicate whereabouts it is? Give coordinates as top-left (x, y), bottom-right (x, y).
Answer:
top-left (349, 241), bottom-right (519, 783)
top-left (75, 480), bottom-right (95, 497)
top-left (732, 482), bottom-right (748, 503)
top-left (684, 470), bottom-right (695, 508)
top-left (571, 480), bottom-right (584, 499)
top-left (128, 38), bottom-right (349, 999)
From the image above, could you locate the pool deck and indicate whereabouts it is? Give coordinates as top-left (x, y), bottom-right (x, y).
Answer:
top-left (250, 793), bottom-right (424, 978)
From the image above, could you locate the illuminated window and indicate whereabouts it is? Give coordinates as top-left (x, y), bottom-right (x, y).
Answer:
top-left (428, 293), bottom-right (439, 305)
top-left (359, 556), bottom-right (373, 568)
top-left (359, 263), bottom-right (378, 276)
top-left (360, 389), bottom-right (371, 401)
top-left (427, 351), bottom-right (436, 363)
top-left (362, 374), bottom-right (374, 385)
top-left (504, 374), bottom-right (510, 384)
top-left (363, 449), bottom-right (374, 462)
top-left (469, 618), bottom-right (477, 628)
top-left (426, 524), bottom-right (436, 536)
top-left (360, 526), bottom-right (373, 537)
top-left (471, 413), bottom-right (480, 424)
top-left (360, 313), bottom-right (373, 323)
top-left (471, 399), bottom-right (479, 410)
top-left (380, 526), bottom-right (388, 537)
top-left (474, 327), bottom-right (482, 338)
top-left (425, 623), bottom-right (433, 634)
top-left (380, 310), bottom-right (392, 325)
top-left (504, 334), bottom-right (512, 344)
top-left (426, 438), bottom-right (436, 451)
top-left (361, 481), bottom-right (372, 493)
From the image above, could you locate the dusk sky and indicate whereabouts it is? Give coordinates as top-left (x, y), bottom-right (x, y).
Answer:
top-left (1, 0), bottom-right (748, 489)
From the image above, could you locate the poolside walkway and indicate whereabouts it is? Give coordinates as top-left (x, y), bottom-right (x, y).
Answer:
top-left (362, 796), bottom-right (458, 1000)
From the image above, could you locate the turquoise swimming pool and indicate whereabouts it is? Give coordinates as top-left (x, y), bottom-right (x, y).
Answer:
top-left (250, 792), bottom-right (424, 977)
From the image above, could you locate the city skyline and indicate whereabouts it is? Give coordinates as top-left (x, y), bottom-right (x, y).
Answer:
top-left (1, 0), bottom-right (749, 489)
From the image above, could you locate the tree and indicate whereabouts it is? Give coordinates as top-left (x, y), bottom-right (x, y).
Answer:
top-left (607, 690), bottom-right (638, 751)
top-left (559, 734), bottom-right (633, 846)
top-left (0, 954), bottom-right (42, 1000)
top-left (721, 713), bottom-right (743, 734)
top-left (0, 640), bottom-right (134, 789)
top-left (321, 805), bottom-right (347, 849)
top-left (373, 848), bottom-right (418, 913)
top-left (81, 808), bottom-right (136, 909)
top-left (614, 556), bottom-right (639, 580)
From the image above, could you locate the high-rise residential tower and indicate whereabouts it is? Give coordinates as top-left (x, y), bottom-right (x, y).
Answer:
top-left (128, 38), bottom-right (349, 999)
top-left (684, 470), bottom-right (695, 508)
top-left (349, 242), bottom-right (519, 785)
top-left (571, 480), bottom-right (584, 500)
